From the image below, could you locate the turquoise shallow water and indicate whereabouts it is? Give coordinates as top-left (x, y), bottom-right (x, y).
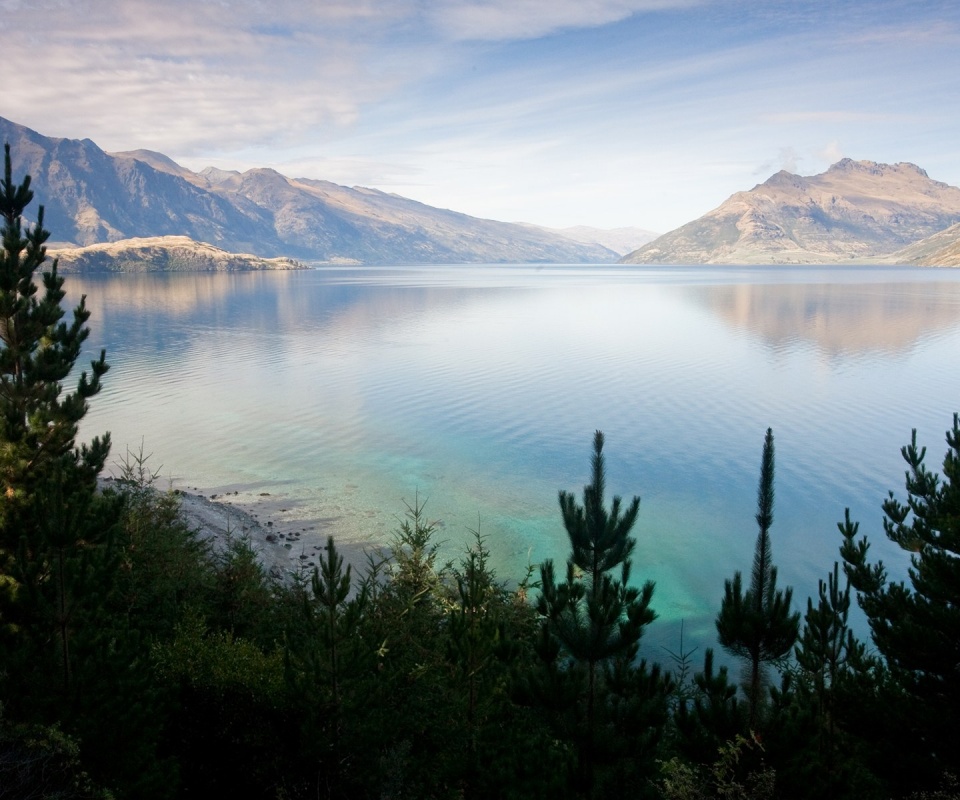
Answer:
top-left (68, 265), bottom-right (960, 654)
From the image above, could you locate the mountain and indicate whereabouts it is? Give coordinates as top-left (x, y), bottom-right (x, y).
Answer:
top-left (621, 159), bottom-right (960, 265)
top-left (50, 236), bottom-right (305, 272)
top-left (0, 117), bottom-right (616, 265)
top-left (880, 222), bottom-right (960, 267)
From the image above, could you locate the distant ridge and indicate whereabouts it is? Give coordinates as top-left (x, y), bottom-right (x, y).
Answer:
top-left (622, 159), bottom-right (960, 265)
top-left (0, 116), bottom-right (617, 266)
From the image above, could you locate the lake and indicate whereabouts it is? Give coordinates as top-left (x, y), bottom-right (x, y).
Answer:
top-left (67, 265), bottom-right (960, 654)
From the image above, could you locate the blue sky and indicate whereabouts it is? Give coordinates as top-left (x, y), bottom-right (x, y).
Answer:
top-left (2, 0), bottom-right (958, 231)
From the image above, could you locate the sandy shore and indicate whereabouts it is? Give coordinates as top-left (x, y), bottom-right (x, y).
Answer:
top-left (106, 477), bottom-right (384, 584)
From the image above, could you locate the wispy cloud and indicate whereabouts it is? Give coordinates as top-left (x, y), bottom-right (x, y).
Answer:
top-left (3, 0), bottom-right (427, 152)
top-left (428, 0), bottom-right (704, 41)
top-left (760, 111), bottom-right (910, 125)
top-left (839, 19), bottom-right (960, 47)
top-left (815, 141), bottom-right (845, 165)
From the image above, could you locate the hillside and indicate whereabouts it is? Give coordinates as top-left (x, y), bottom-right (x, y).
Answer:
top-left (880, 222), bottom-right (960, 267)
top-left (50, 236), bottom-right (306, 273)
top-left (622, 159), bottom-right (960, 265)
top-left (0, 117), bottom-right (616, 265)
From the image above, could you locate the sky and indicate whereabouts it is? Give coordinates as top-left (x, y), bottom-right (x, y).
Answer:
top-left (2, 0), bottom-right (959, 232)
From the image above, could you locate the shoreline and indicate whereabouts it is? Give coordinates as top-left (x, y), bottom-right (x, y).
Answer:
top-left (181, 487), bottom-right (384, 583)
top-left (105, 477), bottom-right (382, 583)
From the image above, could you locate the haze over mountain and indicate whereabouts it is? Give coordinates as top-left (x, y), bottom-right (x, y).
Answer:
top-left (0, 117), bottom-right (616, 266)
top-left (521, 224), bottom-right (660, 256)
top-left (622, 160), bottom-right (960, 265)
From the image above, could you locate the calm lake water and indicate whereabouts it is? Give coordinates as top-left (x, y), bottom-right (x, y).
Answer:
top-left (67, 265), bottom-right (960, 654)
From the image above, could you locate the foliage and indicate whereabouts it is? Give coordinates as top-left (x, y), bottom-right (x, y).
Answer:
top-left (209, 532), bottom-right (279, 644)
top-left (783, 561), bottom-right (866, 794)
top-left (106, 444), bottom-right (212, 641)
top-left (839, 414), bottom-right (960, 787)
top-left (533, 430), bottom-right (668, 797)
top-left (906, 773), bottom-right (960, 800)
top-left (0, 147), bottom-right (172, 797)
top-left (0, 716), bottom-right (113, 800)
top-left (153, 617), bottom-right (294, 798)
top-left (0, 142), bottom-right (109, 532)
top-left (442, 527), bottom-right (550, 798)
top-left (308, 537), bottom-right (371, 787)
top-left (538, 429), bottom-right (655, 694)
top-left (716, 428), bottom-right (799, 728)
top-left (153, 616), bottom-right (285, 699)
top-left (0, 142), bottom-right (117, 693)
top-left (661, 619), bottom-right (699, 713)
top-left (387, 490), bottom-right (445, 604)
top-left (445, 529), bottom-right (506, 750)
top-left (675, 648), bottom-right (747, 767)
top-left (659, 734), bottom-right (776, 800)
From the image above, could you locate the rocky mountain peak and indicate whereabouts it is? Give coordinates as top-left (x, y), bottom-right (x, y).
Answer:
top-left (759, 170), bottom-right (809, 192)
top-left (827, 158), bottom-right (929, 180)
top-left (622, 158), bottom-right (960, 265)
top-left (200, 166), bottom-right (242, 185)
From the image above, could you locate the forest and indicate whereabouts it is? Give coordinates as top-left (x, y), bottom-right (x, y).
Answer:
top-left (1, 143), bottom-right (959, 799)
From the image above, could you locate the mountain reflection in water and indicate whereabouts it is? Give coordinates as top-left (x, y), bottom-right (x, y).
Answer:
top-left (695, 279), bottom-right (960, 355)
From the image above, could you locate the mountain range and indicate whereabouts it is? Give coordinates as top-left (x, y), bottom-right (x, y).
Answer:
top-left (4, 116), bottom-right (959, 268)
top-left (0, 117), bottom-right (618, 266)
top-left (622, 159), bottom-right (960, 265)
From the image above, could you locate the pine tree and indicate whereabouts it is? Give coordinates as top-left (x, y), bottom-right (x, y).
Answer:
top-left (285, 536), bottom-right (373, 796)
top-left (536, 430), bottom-right (664, 796)
top-left (446, 530), bottom-right (503, 762)
top-left (716, 428), bottom-right (800, 728)
top-left (0, 144), bottom-right (109, 523)
top-left (766, 556), bottom-right (883, 799)
top-left (444, 528), bottom-right (543, 798)
top-left (675, 648), bottom-right (747, 766)
top-left (0, 147), bottom-right (175, 796)
top-left (0, 142), bottom-right (112, 688)
top-left (793, 563), bottom-right (854, 765)
top-left (544, 430), bottom-right (655, 715)
top-left (839, 414), bottom-right (960, 783)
